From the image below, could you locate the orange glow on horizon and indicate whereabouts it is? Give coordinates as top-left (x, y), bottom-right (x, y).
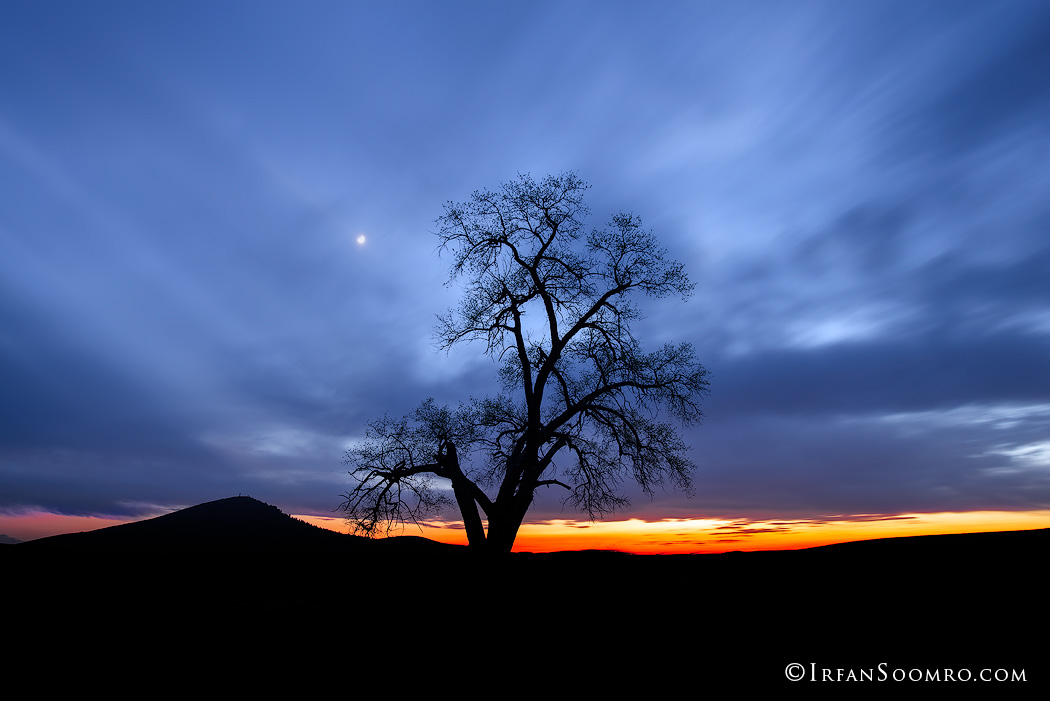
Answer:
top-left (4, 508), bottom-right (1048, 553)
top-left (301, 510), bottom-right (1050, 554)
top-left (0, 511), bottom-right (136, 543)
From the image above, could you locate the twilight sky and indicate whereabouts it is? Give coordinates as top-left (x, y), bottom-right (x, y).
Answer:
top-left (2, 1), bottom-right (1049, 541)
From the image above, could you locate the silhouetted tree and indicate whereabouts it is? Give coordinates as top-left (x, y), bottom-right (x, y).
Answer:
top-left (340, 173), bottom-right (709, 554)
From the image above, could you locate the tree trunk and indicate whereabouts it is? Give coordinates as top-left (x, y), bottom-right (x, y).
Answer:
top-left (484, 519), bottom-right (518, 555)
top-left (481, 497), bottom-right (530, 555)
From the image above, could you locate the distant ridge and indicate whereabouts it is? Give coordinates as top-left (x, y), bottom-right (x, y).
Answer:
top-left (796, 525), bottom-right (1050, 558)
top-left (6, 497), bottom-right (1044, 677)
top-left (18, 495), bottom-right (460, 555)
top-left (15, 495), bottom-right (1050, 558)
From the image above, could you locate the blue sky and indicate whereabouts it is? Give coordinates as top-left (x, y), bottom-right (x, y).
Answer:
top-left (2, 1), bottom-right (1048, 533)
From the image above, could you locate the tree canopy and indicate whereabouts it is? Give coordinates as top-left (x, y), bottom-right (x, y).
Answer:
top-left (340, 172), bottom-right (709, 554)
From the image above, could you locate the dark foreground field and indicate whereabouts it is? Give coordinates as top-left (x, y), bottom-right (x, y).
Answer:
top-left (5, 497), bottom-right (1044, 690)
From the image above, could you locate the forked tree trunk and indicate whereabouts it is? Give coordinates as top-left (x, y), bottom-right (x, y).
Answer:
top-left (483, 517), bottom-right (519, 555)
top-left (479, 497), bottom-right (531, 555)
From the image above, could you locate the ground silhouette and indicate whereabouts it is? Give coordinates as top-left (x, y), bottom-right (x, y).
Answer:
top-left (5, 497), bottom-right (1043, 689)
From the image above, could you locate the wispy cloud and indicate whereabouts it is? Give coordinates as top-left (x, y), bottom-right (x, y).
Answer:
top-left (1, 1), bottom-right (1048, 533)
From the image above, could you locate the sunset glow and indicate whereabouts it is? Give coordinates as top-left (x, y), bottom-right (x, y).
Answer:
top-left (5, 508), bottom-right (1046, 553)
top-left (0, 512), bottom-right (136, 543)
top-left (295, 510), bottom-right (1050, 554)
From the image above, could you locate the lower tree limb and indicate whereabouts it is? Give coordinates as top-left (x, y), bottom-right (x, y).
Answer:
top-left (451, 478), bottom-right (487, 550)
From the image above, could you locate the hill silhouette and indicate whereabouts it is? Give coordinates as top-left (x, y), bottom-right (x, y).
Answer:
top-left (17, 495), bottom-right (460, 556)
top-left (19, 496), bottom-right (350, 551)
top-left (5, 497), bottom-right (1044, 688)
